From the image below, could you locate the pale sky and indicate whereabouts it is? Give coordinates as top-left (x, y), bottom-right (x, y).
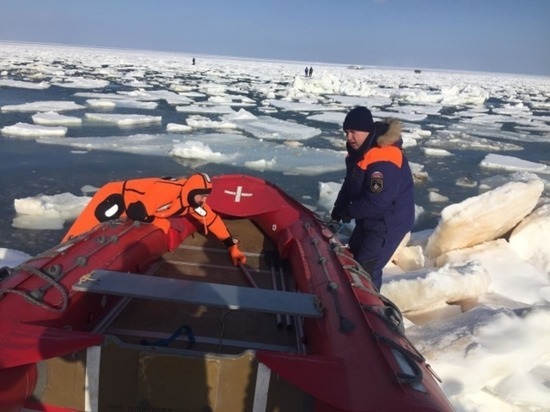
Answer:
top-left (0, 1), bottom-right (549, 74)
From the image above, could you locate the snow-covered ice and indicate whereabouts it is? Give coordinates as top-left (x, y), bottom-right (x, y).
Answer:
top-left (1, 41), bottom-right (549, 412)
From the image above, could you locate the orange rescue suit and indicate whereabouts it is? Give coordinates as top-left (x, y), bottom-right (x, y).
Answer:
top-left (62, 174), bottom-right (246, 265)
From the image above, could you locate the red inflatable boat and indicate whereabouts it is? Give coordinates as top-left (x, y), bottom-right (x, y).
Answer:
top-left (0, 174), bottom-right (453, 411)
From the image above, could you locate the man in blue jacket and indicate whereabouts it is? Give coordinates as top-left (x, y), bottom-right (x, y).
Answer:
top-left (331, 106), bottom-right (415, 291)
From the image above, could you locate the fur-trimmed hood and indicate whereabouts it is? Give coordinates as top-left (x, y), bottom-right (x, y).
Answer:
top-left (375, 118), bottom-right (402, 148)
top-left (346, 118), bottom-right (403, 157)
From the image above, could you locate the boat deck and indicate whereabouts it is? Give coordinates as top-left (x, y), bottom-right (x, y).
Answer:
top-left (103, 218), bottom-right (304, 355)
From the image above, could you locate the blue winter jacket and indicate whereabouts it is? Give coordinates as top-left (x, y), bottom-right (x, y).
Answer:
top-left (334, 119), bottom-right (415, 239)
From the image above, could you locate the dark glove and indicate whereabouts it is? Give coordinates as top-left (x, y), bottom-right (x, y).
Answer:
top-left (341, 208), bottom-right (352, 223)
top-left (331, 207), bottom-right (343, 222)
top-left (331, 206), bottom-right (351, 223)
top-left (127, 201), bottom-right (155, 223)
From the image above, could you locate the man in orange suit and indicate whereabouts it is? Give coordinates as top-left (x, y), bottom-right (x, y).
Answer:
top-left (63, 173), bottom-right (246, 266)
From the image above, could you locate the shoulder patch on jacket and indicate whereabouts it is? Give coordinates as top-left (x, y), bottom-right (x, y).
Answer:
top-left (370, 171), bottom-right (383, 193)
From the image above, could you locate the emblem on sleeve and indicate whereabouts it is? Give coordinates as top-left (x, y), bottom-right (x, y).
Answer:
top-left (370, 171), bottom-right (383, 193)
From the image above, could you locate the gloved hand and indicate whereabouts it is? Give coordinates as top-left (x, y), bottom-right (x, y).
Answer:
top-left (341, 207), bottom-right (352, 224)
top-left (228, 244), bottom-right (246, 266)
top-left (331, 206), bottom-right (351, 223)
top-left (331, 207), bottom-right (343, 222)
top-left (127, 201), bottom-right (155, 223)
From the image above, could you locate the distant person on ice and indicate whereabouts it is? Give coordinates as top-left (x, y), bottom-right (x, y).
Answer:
top-left (330, 106), bottom-right (414, 291)
top-left (305, 66), bottom-right (309, 77)
top-left (63, 173), bottom-right (247, 266)
top-left (308, 67), bottom-right (313, 77)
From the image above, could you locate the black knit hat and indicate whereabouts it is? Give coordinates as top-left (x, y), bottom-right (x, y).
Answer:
top-left (343, 106), bottom-right (374, 133)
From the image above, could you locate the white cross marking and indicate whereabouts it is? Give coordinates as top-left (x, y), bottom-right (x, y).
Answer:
top-left (224, 186), bottom-right (253, 202)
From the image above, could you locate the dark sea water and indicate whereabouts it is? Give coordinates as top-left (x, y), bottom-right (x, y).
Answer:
top-left (0, 84), bottom-right (332, 254)
top-left (1, 79), bottom-right (549, 257)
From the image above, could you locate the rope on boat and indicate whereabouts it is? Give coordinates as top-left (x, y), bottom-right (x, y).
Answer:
top-left (304, 222), bottom-right (356, 334)
top-left (316, 219), bottom-right (412, 334)
top-left (141, 324), bottom-right (195, 349)
top-left (328, 231), bottom-right (427, 364)
top-left (320, 218), bottom-right (379, 292)
top-left (322, 226), bottom-right (412, 334)
top-left (0, 220), bottom-right (146, 313)
top-left (325, 219), bottom-right (346, 235)
top-left (314, 217), bottom-right (443, 384)
top-left (218, 309), bottom-right (233, 353)
top-left (0, 265), bottom-right (69, 312)
top-left (375, 333), bottom-right (425, 386)
top-left (361, 302), bottom-right (405, 336)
